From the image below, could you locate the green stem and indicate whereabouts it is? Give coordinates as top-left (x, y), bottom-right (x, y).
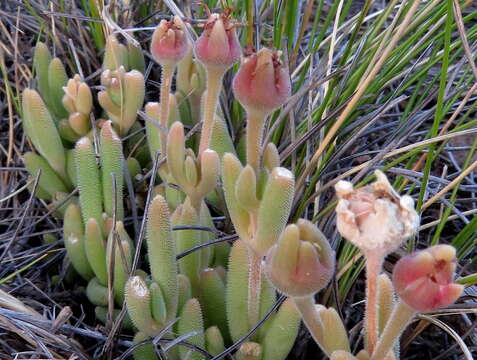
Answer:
top-left (365, 252), bottom-right (383, 354)
top-left (292, 296), bottom-right (330, 357)
top-left (160, 64), bottom-right (174, 159)
top-left (247, 248), bottom-right (262, 338)
top-left (246, 109), bottom-right (267, 174)
top-left (189, 194), bottom-right (202, 217)
top-left (371, 301), bottom-right (416, 360)
top-left (198, 67), bottom-right (225, 155)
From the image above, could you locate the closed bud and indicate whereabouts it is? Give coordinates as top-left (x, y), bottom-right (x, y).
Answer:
top-left (151, 16), bottom-right (189, 66)
top-left (233, 48), bottom-right (291, 114)
top-left (393, 245), bottom-right (463, 312)
top-left (62, 75), bottom-right (93, 117)
top-left (265, 219), bottom-right (335, 297)
top-left (195, 12), bottom-right (241, 69)
top-left (335, 170), bottom-right (419, 256)
top-left (98, 67), bottom-right (144, 136)
top-left (167, 122), bottom-right (219, 204)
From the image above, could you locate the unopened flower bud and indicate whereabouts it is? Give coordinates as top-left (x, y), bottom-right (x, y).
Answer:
top-left (265, 219), bottom-right (335, 297)
top-left (195, 12), bottom-right (241, 69)
top-left (393, 245), bottom-right (463, 312)
top-left (335, 170), bottom-right (419, 256)
top-left (233, 48), bottom-right (291, 114)
top-left (62, 74), bottom-right (93, 116)
top-left (151, 16), bottom-right (189, 66)
top-left (98, 66), bottom-right (145, 136)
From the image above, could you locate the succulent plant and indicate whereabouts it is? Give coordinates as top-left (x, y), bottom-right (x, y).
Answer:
top-left (20, 7), bottom-right (464, 360)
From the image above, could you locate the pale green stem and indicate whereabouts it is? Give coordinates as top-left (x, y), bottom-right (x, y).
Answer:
top-left (247, 248), bottom-right (262, 338)
top-left (371, 301), bottom-right (416, 360)
top-left (365, 252), bottom-right (384, 354)
top-left (189, 194), bottom-right (202, 217)
top-left (198, 67), bottom-right (225, 155)
top-left (292, 296), bottom-right (330, 357)
top-left (246, 109), bottom-right (267, 174)
top-left (160, 64), bottom-right (174, 159)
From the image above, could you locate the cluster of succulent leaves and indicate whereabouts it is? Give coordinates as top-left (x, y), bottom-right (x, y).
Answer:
top-left (21, 19), bottom-right (301, 360)
top-left (20, 6), bottom-right (465, 360)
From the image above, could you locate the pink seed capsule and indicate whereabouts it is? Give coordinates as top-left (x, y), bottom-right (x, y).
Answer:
top-left (194, 12), bottom-right (241, 69)
top-left (151, 16), bottom-right (189, 66)
top-left (393, 245), bottom-right (463, 312)
top-left (264, 219), bottom-right (335, 297)
top-left (233, 48), bottom-right (291, 114)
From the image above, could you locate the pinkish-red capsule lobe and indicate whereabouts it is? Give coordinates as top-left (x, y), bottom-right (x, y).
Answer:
top-left (393, 245), bottom-right (463, 312)
top-left (264, 219), bottom-right (335, 297)
top-left (151, 16), bottom-right (189, 66)
top-left (194, 12), bottom-right (241, 69)
top-left (232, 48), bottom-right (291, 114)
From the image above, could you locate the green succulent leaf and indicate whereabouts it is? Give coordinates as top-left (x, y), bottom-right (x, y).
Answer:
top-left (86, 277), bottom-right (109, 306)
top-left (33, 42), bottom-right (52, 108)
top-left (177, 298), bottom-right (205, 360)
top-left (149, 282), bottom-right (168, 325)
top-left (146, 195), bottom-right (178, 322)
top-left (205, 326), bottom-right (225, 356)
top-left (22, 89), bottom-right (66, 181)
top-left (177, 273), bottom-right (192, 315)
top-left (63, 204), bottom-right (94, 280)
top-left (261, 298), bottom-right (300, 360)
top-left (85, 218), bottom-right (108, 285)
top-left (199, 268), bottom-right (229, 343)
top-left (125, 275), bottom-right (161, 336)
top-left (100, 121), bottom-right (124, 220)
top-left (255, 167), bottom-right (294, 255)
top-left (48, 58), bottom-right (69, 119)
top-left (132, 331), bottom-right (158, 360)
top-left (226, 240), bottom-right (250, 343)
top-left (23, 152), bottom-right (67, 197)
top-left (174, 200), bottom-right (201, 297)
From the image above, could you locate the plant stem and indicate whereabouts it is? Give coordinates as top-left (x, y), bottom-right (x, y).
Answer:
top-left (198, 67), bottom-right (225, 156)
top-left (365, 252), bottom-right (383, 354)
top-left (247, 248), bottom-right (262, 337)
top-left (246, 109), bottom-right (267, 174)
top-left (293, 296), bottom-right (330, 357)
top-left (160, 64), bottom-right (174, 159)
top-left (371, 301), bottom-right (416, 360)
top-left (189, 194), bottom-right (202, 217)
